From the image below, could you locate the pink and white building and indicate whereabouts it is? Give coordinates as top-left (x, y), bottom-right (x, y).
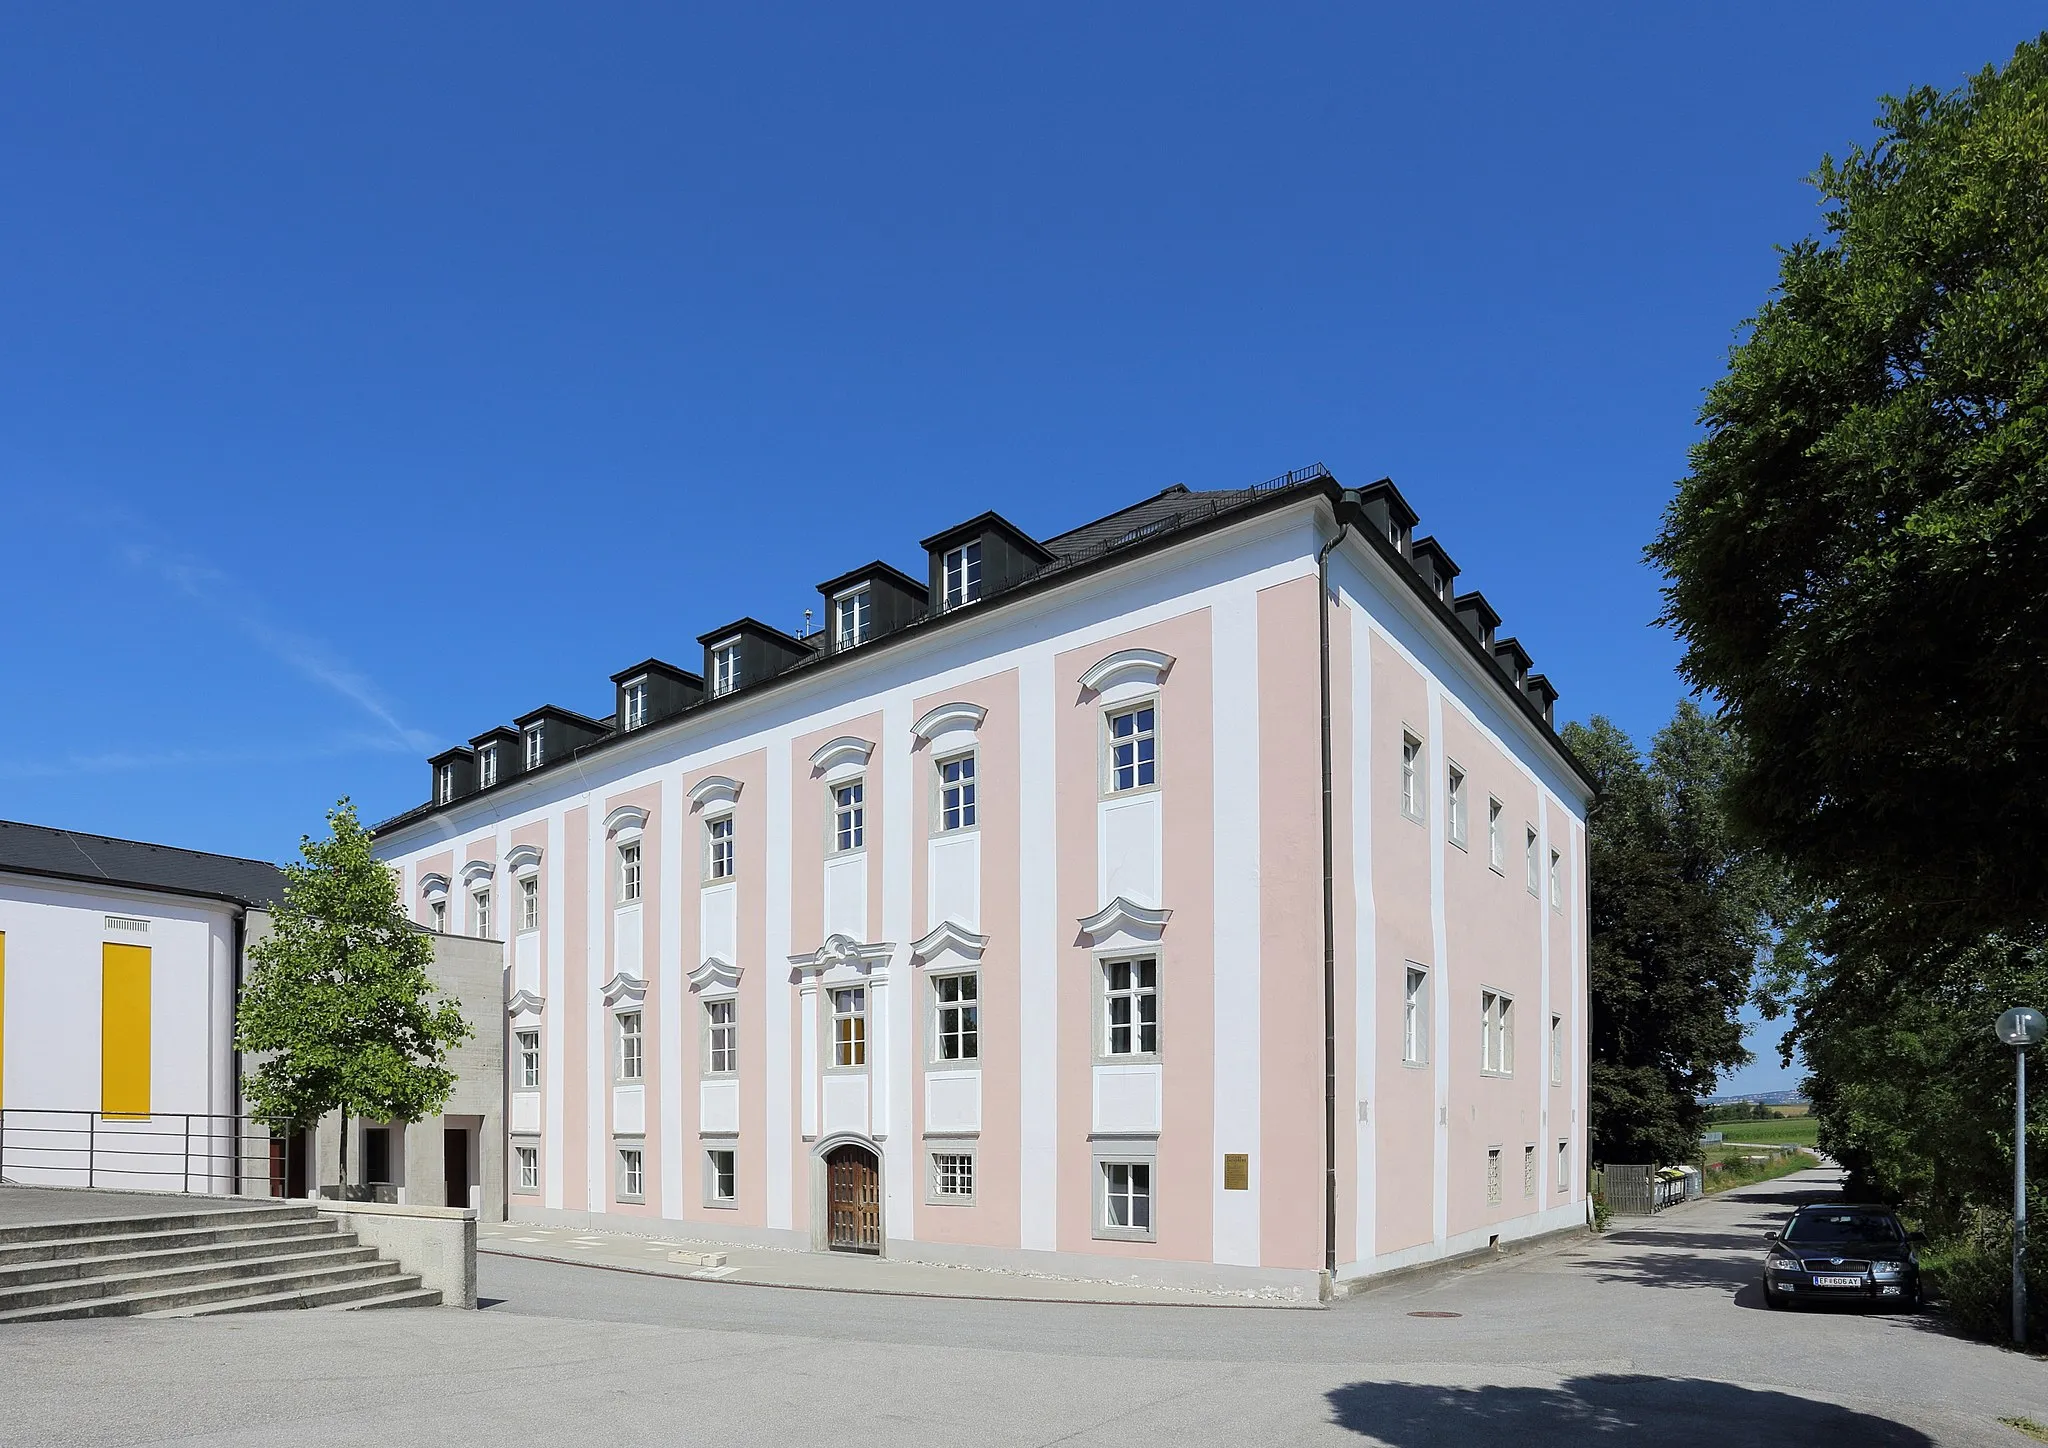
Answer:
top-left (372, 467), bottom-right (1592, 1295)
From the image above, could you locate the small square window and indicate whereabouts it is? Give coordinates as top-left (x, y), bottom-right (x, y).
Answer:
top-left (617, 1146), bottom-right (644, 1202)
top-left (705, 999), bottom-right (737, 1075)
top-left (1107, 705), bottom-right (1157, 792)
top-left (706, 1147), bottom-right (737, 1205)
top-left (942, 541), bottom-right (983, 609)
top-left (932, 973), bottom-right (979, 1062)
top-left (710, 640), bottom-right (741, 698)
top-left (937, 753), bottom-right (977, 831)
top-left (616, 1011), bottom-right (643, 1082)
top-left (1403, 966), bottom-right (1429, 1066)
top-left (1447, 765), bottom-right (1468, 848)
top-left (618, 842), bottom-right (642, 903)
top-left (832, 986), bottom-right (867, 1068)
top-left (1098, 1159), bottom-right (1154, 1239)
top-left (622, 679), bottom-right (648, 732)
top-left (514, 1143), bottom-right (539, 1194)
top-left (1401, 734), bottom-right (1424, 821)
top-left (519, 876), bottom-right (539, 933)
top-left (834, 587), bottom-right (872, 649)
top-left (931, 1151), bottom-right (975, 1202)
top-left (706, 816), bottom-right (734, 881)
top-left (833, 781), bottom-right (865, 852)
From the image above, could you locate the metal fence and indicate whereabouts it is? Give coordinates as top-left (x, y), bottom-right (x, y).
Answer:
top-left (1599, 1163), bottom-right (1703, 1216)
top-left (0, 1108), bottom-right (285, 1197)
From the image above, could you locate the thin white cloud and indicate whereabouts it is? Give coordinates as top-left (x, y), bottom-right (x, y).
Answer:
top-left (0, 734), bottom-right (415, 782)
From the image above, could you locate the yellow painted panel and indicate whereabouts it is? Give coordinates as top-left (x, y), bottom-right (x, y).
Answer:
top-left (101, 943), bottom-right (151, 1120)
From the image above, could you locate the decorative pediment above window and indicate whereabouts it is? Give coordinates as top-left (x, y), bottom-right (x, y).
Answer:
top-left (503, 844), bottom-right (543, 876)
top-left (688, 955), bottom-right (742, 997)
top-left (1078, 647), bottom-right (1175, 705)
top-left (788, 932), bottom-right (896, 983)
top-left (807, 736), bottom-right (874, 784)
top-left (600, 972), bottom-right (646, 1008)
top-left (603, 804), bottom-right (648, 840)
top-left (1076, 896), bottom-right (1173, 952)
top-left (508, 989), bottom-right (545, 1019)
top-left (688, 775), bottom-right (742, 813)
top-left (910, 701), bottom-right (987, 755)
top-left (419, 873), bottom-right (450, 898)
top-left (911, 919), bottom-right (989, 969)
top-left (460, 859), bottom-right (495, 886)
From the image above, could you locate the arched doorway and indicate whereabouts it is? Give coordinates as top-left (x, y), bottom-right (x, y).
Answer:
top-left (823, 1142), bottom-right (881, 1254)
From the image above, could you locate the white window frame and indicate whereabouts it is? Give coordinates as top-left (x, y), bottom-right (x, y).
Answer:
top-left (1482, 989), bottom-right (1515, 1076)
top-left (705, 814), bottom-right (735, 881)
top-left (435, 763), bottom-right (454, 805)
top-left (704, 998), bottom-right (738, 1076)
top-left (1104, 701), bottom-right (1158, 795)
top-left (518, 875), bottom-right (539, 933)
top-left (1550, 1013), bottom-right (1564, 1087)
top-left (942, 540), bottom-right (983, 610)
top-left (704, 1146), bottom-right (737, 1206)
top-left (1099, 954), bottom-right (1160, 1061)
top-left (1402, 965), bottom-right (1429, 1066)
top-left (1550, 849), bottom-right (1564, 911)
top-left (621, 678), bottom-right (648, 732)
top-left (931, 971), bottom-right (980, 1064)
top-left (512, 1141), bottom-right (540, 1194)
top-left (936, 751), bottom-right (978, 833)
top-left (478, 743), bottom-right (498, 789)
top-left (710, 639), bottom-right (741, 698)
top-left (1401, 733), bottom-right (1424, 822)
top-left (1525, 826), bottom-right (1541, 894)
top-left (832, 779), bottom-right (865, 854)
top-left (523, 724), bottom-right (545, 770)
top-left (471, 888), bottom-right (491, 939)
top-left (833, 586), bottom-right (872, 649)
top-left (1447, 764), bottom-right (1468, 849)
top-left (618, 841), bottom-right (643, 904)
top-left (428, 898), bottom-right (447, 933)
top-left (1094, 1153), bottom-right (1156, 1242)
top-left (1487, 797), bottom-right (1504, 872)
top-left (928, 1147), bottom-right (977, 1205)
top-left (830, 985), bottom-right (867, 1069)
top-left (516, 1029), bottom-right (541, 1090)
top-left (616, 1144), bottom-right (645, 1203)
top-left (616, 1009), bottom-right (644, 1083)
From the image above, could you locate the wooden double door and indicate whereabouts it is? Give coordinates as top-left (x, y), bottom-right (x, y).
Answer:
top-left (825, 1144), bottom-right (881, 1254)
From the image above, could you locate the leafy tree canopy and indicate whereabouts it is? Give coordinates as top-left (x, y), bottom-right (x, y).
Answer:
top-left (1650, 36), bottom-right (2048, 959)
top-left (236, 800), bottom-right (472, 1175)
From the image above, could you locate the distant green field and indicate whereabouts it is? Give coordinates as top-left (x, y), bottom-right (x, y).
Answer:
top-left (1710, 1115), bottom-right (1819, 1148)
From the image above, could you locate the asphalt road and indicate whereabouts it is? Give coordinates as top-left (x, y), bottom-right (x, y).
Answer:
top-left (2, 1166), bottom-right (2041, 1446)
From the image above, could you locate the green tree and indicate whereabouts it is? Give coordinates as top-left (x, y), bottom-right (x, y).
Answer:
top-left (1567, 704), bottom-right (1787, 1164)
top-left (236, 799), bottom-right (473, 1191)
top-left (1650, 35), bottom-right (2048, 960)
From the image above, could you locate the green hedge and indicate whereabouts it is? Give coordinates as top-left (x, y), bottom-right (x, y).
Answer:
top-left (1920, 1208), bottom-right (2048, 1340)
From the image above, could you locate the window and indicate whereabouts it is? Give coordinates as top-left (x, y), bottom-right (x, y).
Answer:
top-left (524, 724), bottom-right (545, 770)
top-left (1550, 1014), bottom-right (1564, 1086)
top-left (834, 587), bottom-right (872, 648)
top-left (938, 753), bottom-right (977, 831)
top-left (1107, 704), bottom-right (1157, 793)
top-left (706, 1147), bottom-right (737, 1204)
top-left (617, 1146), bottom-right (644, 1202)
top-left (1525, 827), bottom-right (1540, 894)
top-left (833, 781), bottom-right (865, 852)
top-left (618, 842), bottom-right (642, 903)
top-left (472, 888), bottom-right (491, 938)
top-left (1558, 1139), bottom-right (1570, 1193)
top-left (1100, 1160), bottom-right (1153, 1238)
top-left (705, 999), bottom-right (737, 1074)
top-left (832, 986), bottom-right (867, 1067)
top-left (932, 1151), bottom-right (975, 1201)
top-left (516, 1030), bottom-right (541, 1089)
top-left (1102, 956), bottom-right (1159, 1057)
top-left (1482, 990), bottom-right (1515, 1075)
top-left (1487, 798), bottom-right (1504, 870)
top-left (1487, 1148), bottom-right (1503, 1206)
top-left (1524, 1144), bottom-right (1538, 1199)
top-left (1549, 849), bottom-right (1563, 910)
top-left (1401, 733), bottom-right (1424, 821)
top-left (514, 1143), bottom-right (539, 1193)
top-left (478, 744), bottom-right (498, 789)
top-left (429, 898), bottom-right (446, 933)
top-left (1403, 966), bottom-right (1429, 1065)
top-left (710, 640), bottom-right (740, 697)
top-left (933, 973), bottom-right (979, 1062)
top-left (436, 763), bottom-right (454, 805)
top-left (1447, 765), bottom-right (1468, 848)
top-left (519, 876), bottom-right (538, 932)
top-left (616, 1011), bottom-right (643, 1082)
top-left (942, 541), bottom-right (983, 609)
top-left (706, 816), bottom-right (734, 880)
top-left (621, 679), bottom-right (648, 731)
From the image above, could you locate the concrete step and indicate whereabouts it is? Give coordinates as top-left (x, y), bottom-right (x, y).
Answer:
top-left (0, 1255), bottom-right (412, 1322)
top-left (0, 1215), bottom-right (340, 1269)
top-left (0, 1244), bottom-right (385, 1315)
top-left (340, 1287), bottom-right (443, 1310)
top-left (0, 1203), bottom-right (317, 1248)
top-left (146, 1275), bottom-right (439, 1317)
top-left (0, 1230), bottom-right (364, 1290)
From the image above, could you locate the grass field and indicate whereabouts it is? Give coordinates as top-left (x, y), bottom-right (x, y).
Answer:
top-left (1702, 1148), bottom-right (1816, 1195)
top-left (1710, 1114), bottom-right (1819, 1148)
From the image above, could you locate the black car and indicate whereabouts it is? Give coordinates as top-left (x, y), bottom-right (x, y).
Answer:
top-left (1762, 1204), bottom-right (1924, 1310)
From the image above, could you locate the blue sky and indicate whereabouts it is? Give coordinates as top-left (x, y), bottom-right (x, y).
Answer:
top-left (3, 6), bottom-right (2038, 1094)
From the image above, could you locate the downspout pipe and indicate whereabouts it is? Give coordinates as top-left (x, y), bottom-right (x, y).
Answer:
top-left (1316, 488), bottom-right (1364, 1286)
top-left (231, 905), bottom-right (246, 1196)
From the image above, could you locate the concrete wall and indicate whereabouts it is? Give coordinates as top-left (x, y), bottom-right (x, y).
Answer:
top-left (313, 1199), bottom-right (478, 1307)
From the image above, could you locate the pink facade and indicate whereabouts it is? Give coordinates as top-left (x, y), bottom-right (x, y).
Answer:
top-left (376, 475), bottom-right (1591, 1293)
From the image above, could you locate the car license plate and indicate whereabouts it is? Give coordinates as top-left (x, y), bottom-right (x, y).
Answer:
top-left (1813, 1275), bottom-right (1863, 1288)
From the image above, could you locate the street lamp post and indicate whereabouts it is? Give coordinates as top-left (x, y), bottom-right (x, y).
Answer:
top-left (1995, 1006), bottom-right (2047, 1346)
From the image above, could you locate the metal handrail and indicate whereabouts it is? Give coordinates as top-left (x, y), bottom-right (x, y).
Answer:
top-left (0, 1108), bottom-right (284, 1197)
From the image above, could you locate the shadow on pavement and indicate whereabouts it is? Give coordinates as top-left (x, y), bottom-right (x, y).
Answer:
top-left (1325, 1374), bottom-right (1932, 1445)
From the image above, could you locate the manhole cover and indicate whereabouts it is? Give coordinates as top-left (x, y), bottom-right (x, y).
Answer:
top-left (1407, 1310), bottom-right (1462, 1318)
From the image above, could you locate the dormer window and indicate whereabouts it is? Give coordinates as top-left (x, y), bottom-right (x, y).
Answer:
top-left (621, 679), bottom-right (648, 731)
top-left (711, 640), bottom-right (741, 697)
top-left (523, 724), bottom-right (545, 770)
top-left (834, 587), bottom-right (872, 649)
top-left (942, 542), bottom-right (983, 609)
top-left (477, 744), bottom-right (498, 789)
top-left (436, 763), bottom-right (455, 804)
